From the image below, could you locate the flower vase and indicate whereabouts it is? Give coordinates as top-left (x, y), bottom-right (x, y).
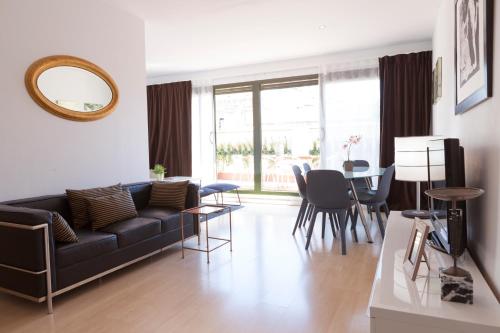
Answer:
top-left (156, 173), bottom-right (165, 181)
top-left (343, 160), bottom-right (354, 172)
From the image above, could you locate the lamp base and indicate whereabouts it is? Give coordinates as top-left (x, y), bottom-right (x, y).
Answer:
top-left (402, 210), bottom-right (431, 219)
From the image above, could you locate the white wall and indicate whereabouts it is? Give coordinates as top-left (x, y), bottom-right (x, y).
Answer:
top-left (432, 1), bottom-right (500, 296)
top-left (148, 40), bottom-right (432, 86)
top-left (0, 0), bottom-right (150, 201)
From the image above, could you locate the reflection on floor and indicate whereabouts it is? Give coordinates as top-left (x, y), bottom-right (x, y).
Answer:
top-left (0, 203), bottom-right (382, 333)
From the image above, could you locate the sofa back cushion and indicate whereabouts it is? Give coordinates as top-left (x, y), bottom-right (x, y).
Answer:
top-left (148, 181), bottom-right (189, 211)
top-left (86, 189), bottom-right (138, 230)
top-left (66, 184), bottom-right (122, 229)
top-left (1, 195), bottom-right (72, 225)
top-left (124, 182), bottom-right (152, 210)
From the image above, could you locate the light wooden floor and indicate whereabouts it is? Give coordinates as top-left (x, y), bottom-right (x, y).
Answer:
top-left (0, 203), bottom-right (383, 333)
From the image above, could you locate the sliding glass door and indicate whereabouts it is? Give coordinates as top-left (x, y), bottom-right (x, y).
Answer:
top-left (214, 86), bottom-right (255, 190)
top-left (260, 82), bottom-right (319, 191)
top-left (214, 75), bottom-right (319, 193)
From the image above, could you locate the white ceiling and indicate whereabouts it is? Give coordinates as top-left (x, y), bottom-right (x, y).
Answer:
top-left (110, 0), bottom-right (441, 77)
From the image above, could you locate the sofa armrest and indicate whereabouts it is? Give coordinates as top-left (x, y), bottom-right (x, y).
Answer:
top-left (0, 204), bottom-right (56, 298)
top-left (185, 182), bottom-right (200, 209)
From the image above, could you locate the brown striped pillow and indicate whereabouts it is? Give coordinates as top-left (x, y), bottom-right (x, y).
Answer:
top-left (86, 189), bottom-right (138, 230)
top-left (149, 181), bottom-right (189, 210)
top-left (66, 184), bottom-right (122, 228)
top-left (52, 212), bottom-right (78, 243)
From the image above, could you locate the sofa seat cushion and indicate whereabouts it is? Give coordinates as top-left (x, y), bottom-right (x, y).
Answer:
top-left (101, 217), bottom-right (161, 248)
top-left (138, 207), bottom-right (186, 232)
top-left (56, 229), bottom-right (118, 269)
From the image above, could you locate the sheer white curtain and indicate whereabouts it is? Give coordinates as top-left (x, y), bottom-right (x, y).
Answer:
top-left (319, 61), bottom-right (380, 170)
top-left (192, 85), bottom-right (216, 185)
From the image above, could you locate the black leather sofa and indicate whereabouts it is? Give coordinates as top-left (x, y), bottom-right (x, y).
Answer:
top-left (0, 181), bottom-right (199, 306)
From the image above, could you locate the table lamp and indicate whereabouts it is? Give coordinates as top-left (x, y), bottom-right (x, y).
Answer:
top-left (394, 136), bottom-right (445, 218)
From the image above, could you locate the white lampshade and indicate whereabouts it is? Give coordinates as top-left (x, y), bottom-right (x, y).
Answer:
top-left (394, 136), bottom-right (446, 182)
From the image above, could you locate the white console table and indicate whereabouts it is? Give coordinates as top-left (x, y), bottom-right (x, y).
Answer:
top-left (368, 212), bottom-right (500, 333)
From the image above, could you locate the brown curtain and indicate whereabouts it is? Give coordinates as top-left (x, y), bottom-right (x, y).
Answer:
top-left (379, 51), bottom-right (432, 210)
top-left (147, 81), bottom-right (192, 177)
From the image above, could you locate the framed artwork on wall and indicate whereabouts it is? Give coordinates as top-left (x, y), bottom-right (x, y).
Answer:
top-left (455, 0), bottom-right (493, 114)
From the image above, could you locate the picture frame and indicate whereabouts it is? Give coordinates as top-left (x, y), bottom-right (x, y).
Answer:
top-left (403, 218), bottom-right (430, 281)
top-left (455, 0), bottom-right (493, 114)
top-left (432, 68), bottom-right (436, 104)
top-left (436, 57), bottom-right (442, 102)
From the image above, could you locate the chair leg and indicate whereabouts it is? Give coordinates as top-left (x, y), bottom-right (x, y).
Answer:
top-left (303, 204), bottom-right (311, 227)
top-left (348, 207), bottom-right (358, 243)
top-left (375, 205), bottom-right (385, 239)
top-left (353, 206), bottom-right (359, 224)
top-left (328, 213), bottom-right (337, 238)
top-left (293, 200), bottom-right (307, 235)
top-left (321, 212), bottom-right (326, 239)
top-left (307, 204), bottom-right (314, 221)
top-left (236, 190), bottom-right (242, 206)
top-left (338, 210), bottom-right (347, 255)
top-left (334, 213), bottom-right (340, 230)
top-left (383, 202), bottom-right (390, 218)
top-left (305, 209), bottom-right (318, 250)
top-left (369, 206), bottom-right (373, 221)
top-left (299, 204), bottom-right (307, 228)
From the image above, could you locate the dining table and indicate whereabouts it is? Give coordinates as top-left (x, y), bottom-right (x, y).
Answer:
top-left (339, 166), bottom-right (385, 243)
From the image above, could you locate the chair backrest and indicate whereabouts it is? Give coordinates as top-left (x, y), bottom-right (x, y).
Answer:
top-left (303, 163), bottom-right (312, 173)
top-left (292, 165), bottom-right (307, 199)
top-left (352, 160), bottom-right (370, 188)
top-left (373, 164), bottom-right (395, 202)
top-left (306, 170), bottom-right (350, 209)
top-left (352, 160), bottom-right (369, 167)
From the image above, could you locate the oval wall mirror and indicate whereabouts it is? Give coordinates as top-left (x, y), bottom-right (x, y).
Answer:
top-left (25, 55), bottom-right (119, 121)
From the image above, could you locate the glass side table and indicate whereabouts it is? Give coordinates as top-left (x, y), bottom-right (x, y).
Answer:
top-left (180, 204), bottom-right (232, 263)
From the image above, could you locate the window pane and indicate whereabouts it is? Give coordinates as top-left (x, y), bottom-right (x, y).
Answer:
top-left (323, 78), bottom-right (380, 170)
top-left (261, 85), bottom-right (320, 192)
top-left (215, 92), bottom-right (254, 190)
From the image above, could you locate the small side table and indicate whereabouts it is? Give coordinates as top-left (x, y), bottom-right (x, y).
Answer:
top-left (180, 204), bottom-right (232, 263)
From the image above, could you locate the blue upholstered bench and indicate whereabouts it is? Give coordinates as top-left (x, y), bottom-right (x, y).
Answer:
top-left (200, 183), bottom-right (241, 205)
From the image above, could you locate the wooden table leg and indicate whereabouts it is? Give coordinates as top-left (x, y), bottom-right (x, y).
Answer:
top-left (181, 212), bottom-right (185, 258)
top-left (198, 214), bottom-right (201, 245)
top-left (229, 207), bottom-right (233, 252)
top-left (205, 213), bottom-right (210, 263)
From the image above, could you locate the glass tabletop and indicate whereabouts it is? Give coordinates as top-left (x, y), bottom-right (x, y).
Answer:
top-left (182, 204), bottom-right (226, 215)
top-left (340, 166), bottom-right (385, 179)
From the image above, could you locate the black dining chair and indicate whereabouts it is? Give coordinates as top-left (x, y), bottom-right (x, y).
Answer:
top-left (356, 165), bottom-right (395, 239)
top-left (305, 170), bottom-right (355, 255)
top-left (351, 160), bottom-right (371, 191)
top-left (350, 160), bottom-right (374, 219)
top-left (291, 165), bottom-right (309, 235)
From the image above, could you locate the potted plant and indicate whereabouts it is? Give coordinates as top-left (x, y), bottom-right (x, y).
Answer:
top-left (152, 164), bottom-right (166, 181)
top-left (342, 135), bottom-right (361, 171)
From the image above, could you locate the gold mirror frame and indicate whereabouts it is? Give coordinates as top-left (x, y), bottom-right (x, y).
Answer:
top-left (25, 55), bottom-right (119, 122)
